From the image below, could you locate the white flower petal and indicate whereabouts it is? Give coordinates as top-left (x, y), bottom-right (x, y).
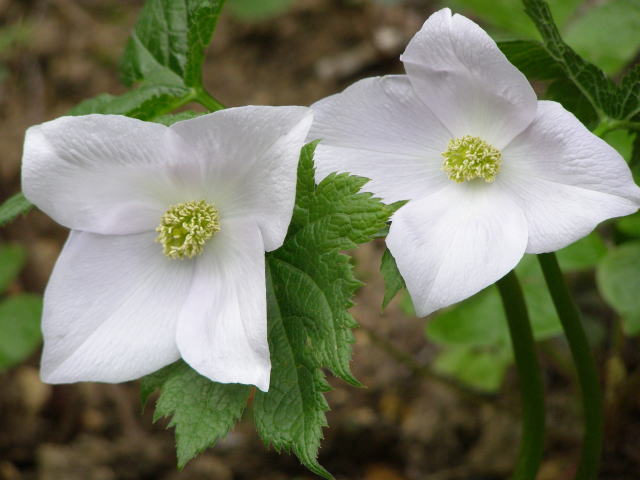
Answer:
top-left (501, 100), bottom-right (640, 253)
top-left (22, 115), bottom-right (188, 235)
top-left (400, 8), bottom-right (537, 147)
top-left (310, 75), bottom-right (452, 203)
top-left (170, 106), bottom-right (313, 252)
top-left (387, 184), bottom-right (528, 317)
top-left (176, 219), bottom-right (270, 391)
top-left (41, 231), bottom-right (195, 383)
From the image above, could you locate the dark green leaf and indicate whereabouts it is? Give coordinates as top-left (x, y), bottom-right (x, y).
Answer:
top-left (141, 361), bottom-right (250, 468)
top-left (596, 241), bottom-right (640, 336)
top-left (254, 142), bottom-right (390, 477)
top-left (498, 40), bottom-right (563, 80)
top-left (380, 248), bottom-right (404, 309)
top-left (120, 0), bottom-right (225, 88)
top-left (523, 0), bottom-right (618, 119)
top-left (0, 193), bottom-right (33, 227)
top-left (545, 78), bottom-right (599, 129)
top-left (0, 294), bottom-right (43, 371)
top-left (0, 244), bottom-right (26, 295)
top-left (619, 65), bottom-right (640, 121)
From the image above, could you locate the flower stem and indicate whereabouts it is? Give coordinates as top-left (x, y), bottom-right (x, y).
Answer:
top-left (194, 88), bottom-right (225, 112)
top-left (496, 270), bottom-right (545, 480)
top-left (538, 252), bottom-right (603, 480)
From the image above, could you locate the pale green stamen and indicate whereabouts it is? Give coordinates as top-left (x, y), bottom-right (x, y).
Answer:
top-left (156, 200), bottom-right (220, 259)
top-left (442, 135), bottom-right (502, 183)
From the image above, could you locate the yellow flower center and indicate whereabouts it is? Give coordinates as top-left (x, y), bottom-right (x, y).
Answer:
top-left (441, 135), bottom-right (502, 183)
top-left (156, 200), bottom-right (220, 259)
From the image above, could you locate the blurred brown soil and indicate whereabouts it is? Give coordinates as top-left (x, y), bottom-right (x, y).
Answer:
top-left (1, 1), bottom-right (640, 479)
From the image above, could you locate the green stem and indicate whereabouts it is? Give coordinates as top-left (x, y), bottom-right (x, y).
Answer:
top-left (538, 253), bottom-right (603, 480)
top-left (593, 119), bottom-right (640, 137)
top-left (496, 270), bottom-right (546, 480)
top-left (194, 88), bottom-right (225, 112)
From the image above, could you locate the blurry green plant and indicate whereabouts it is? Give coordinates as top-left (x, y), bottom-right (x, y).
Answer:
top-left (227, 0), bottom-right (294, 20)
top-left (0, 22), bottom-right (31, 84)
top-left (452, 0), bottom-right (640, 75)
top-left (0, 243), bottom-right (42, 371)
top-left (425, 234), bottom-right (606, 392)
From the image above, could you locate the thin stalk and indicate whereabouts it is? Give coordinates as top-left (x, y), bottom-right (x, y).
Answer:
top-left (194, 88), bottom-right (225, 112)
top-left (496, 270), bottom-right (546, 480)
top-left (538, 252), bottom-right (603, 480)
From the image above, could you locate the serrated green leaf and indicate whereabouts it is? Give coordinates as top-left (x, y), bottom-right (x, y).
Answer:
top-left (380, 248), bottom-right (404, 309)
top-left (69, 85), bottom-right (192, 120)
top-left (0, 294), bottom-right (42, 370)
top-left (0, 244), bottom-right (26, 295)
top-left (545, 78), bottom-right (599, 130)
top-left (564, 0), bottom-right (640, 75)
top-left (619, 65), bottom-right (640, 121)
top-left (254, 142), bottom-right (390, 477)
top-left (596, 241), bottom-right (640, 336)
top-left (254, 267), bottom-right (332, 480)
top-left (120, 0), bottom-right (225, 88)
top-left (141, 360), bottom-right (250, 468)
top-left (0, 193), bottom-right (33, 228)
top-left (497, 39), bottom-right (563, 80)
top-left (522, 0), bottom-right (629, 120)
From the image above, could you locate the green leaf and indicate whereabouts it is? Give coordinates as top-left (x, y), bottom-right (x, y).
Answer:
top-left (523, 0), bottom-right (619, 119)
top-left (497, 40), bottom-right (563, 80)
top-left (0, 244), bottom-right (26, 295)
top-left (254, 142), bottom-right (390, 477)
top-left (380, 248), bottom-right (404, 309)
top-left (564, 0), bottom-right (640, 75)
top-left (254, 268), bottom-right (332, 479)
top-left (0, 193), bottom-right (33, 227)
top-left (120, 0), bottom-right (225, 88)
top-left (0, 294), bottom-right (43, 371)
top-left (69, 85), bottom-right (192, 120)
top-left (141, 361), bottom-right (250, 468)
top-left (545, 78), bottom-right (599, 129)
top-left (596, 241), bottom-right (640, 336)
top-left (619, 65), bottom-right (640, 121)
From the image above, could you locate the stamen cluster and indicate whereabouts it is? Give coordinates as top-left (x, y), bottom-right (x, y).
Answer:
top-left (156, 200), bottom-right (220, 259)
top-left (442, 135), bottom-right (502, 183)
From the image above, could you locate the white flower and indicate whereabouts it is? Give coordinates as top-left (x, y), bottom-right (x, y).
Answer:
top-left (22, 107), bottom-right (313, 391)
top-left (309, 8), bottom-right (640, 317)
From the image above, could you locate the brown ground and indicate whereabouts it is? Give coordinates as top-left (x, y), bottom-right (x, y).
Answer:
top-left (1, 1), bottom-right (640, 479)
